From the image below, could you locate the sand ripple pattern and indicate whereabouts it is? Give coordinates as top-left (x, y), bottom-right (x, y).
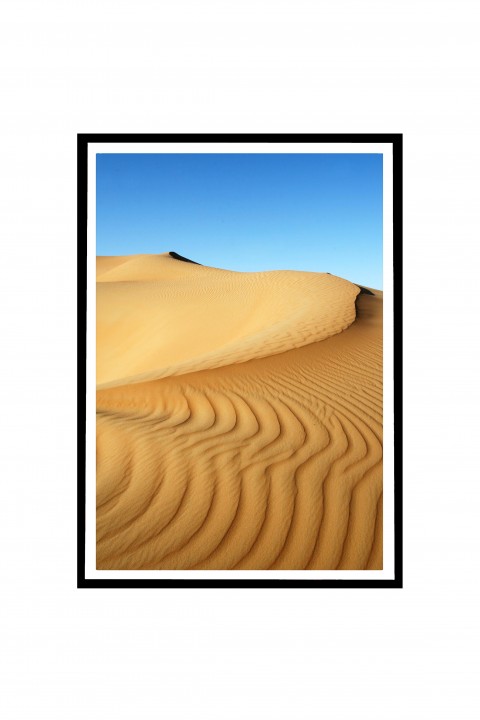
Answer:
top-left (96, 289), bottom-right (383, 570)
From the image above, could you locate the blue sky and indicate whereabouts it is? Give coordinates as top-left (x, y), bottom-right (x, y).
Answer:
top-left (96, 153), bottom-right (383, 288)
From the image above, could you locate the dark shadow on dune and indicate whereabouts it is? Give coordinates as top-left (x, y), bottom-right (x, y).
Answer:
top-left (169, 251), bottom-right (202, 265)
top-left (326, 273), bottom-right (374, 295)
top-left (356, 285), bottom-right (374, 295)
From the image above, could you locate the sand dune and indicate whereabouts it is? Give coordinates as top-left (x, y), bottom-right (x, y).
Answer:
top-left (96, 253), bottom-right (358, 388)
top-left (96, 253), bottom-right (382, 570)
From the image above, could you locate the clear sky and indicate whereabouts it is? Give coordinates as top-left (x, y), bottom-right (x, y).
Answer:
top-left (96, 153), bottom-right (383, 288)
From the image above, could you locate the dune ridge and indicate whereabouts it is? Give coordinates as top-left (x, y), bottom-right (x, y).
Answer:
top-left (96, 253), bottom-right (359, 388)
top-left (96, 254), bottom-right (382, 570)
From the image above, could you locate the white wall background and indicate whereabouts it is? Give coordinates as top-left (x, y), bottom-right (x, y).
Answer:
top-left (1, 1), bottom-right (478, 718)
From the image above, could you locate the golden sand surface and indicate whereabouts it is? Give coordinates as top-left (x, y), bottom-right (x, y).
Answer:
top-left (96, 253), bottom-right (383, 570)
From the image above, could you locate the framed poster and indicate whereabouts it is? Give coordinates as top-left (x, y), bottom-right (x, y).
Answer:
top-left (78, 134), bottom-right (402, 588)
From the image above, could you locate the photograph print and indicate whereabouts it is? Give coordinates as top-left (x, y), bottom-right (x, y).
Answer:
top-left (78, 134), bottom-right (402, 588)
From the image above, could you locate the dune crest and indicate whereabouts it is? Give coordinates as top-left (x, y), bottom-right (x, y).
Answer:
top-left (97, 253), bottom-right (359, 388)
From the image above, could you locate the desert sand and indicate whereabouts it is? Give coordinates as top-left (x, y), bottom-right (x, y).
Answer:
top-left (96, 252), bottom-right (382, 570)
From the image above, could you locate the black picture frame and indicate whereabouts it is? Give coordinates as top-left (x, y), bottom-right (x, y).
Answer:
top-left (77, 133), bottom-right (403, 589)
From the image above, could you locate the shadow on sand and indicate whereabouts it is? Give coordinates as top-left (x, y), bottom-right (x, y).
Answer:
top-left (169, 251), bottom-right (202, 265)
top-left (356, 285), bottom-right (374, 295)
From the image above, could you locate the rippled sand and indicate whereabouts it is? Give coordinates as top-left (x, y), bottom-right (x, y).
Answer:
top-left (96, 253), bottom-right (382, 570)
